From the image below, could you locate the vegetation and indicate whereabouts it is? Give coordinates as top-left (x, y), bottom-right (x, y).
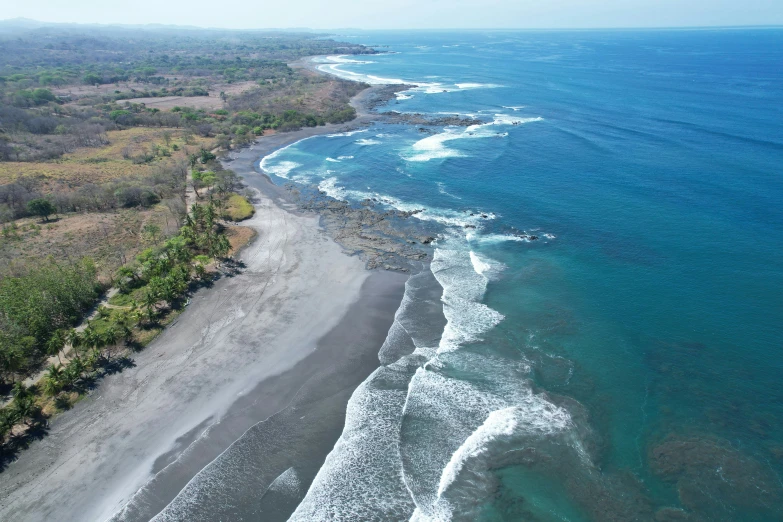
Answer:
top-left (223, 194), bottom-right (255, 221)
top-left (0, 259), bottom-right (101, 383)
top-left (0, 24), bottom-right (372, 163)
top-left (0, 201), bottom-right (235, 452)
top-left (25, 198), bottom-right (55, 222)
top-left (0, 20), bottom-right (371, 461)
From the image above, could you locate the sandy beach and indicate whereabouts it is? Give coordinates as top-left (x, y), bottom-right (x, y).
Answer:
top-left (0, 85), bottom-right (409, 521)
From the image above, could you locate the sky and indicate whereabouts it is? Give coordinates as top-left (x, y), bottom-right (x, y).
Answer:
top-left (2, 0), bottom-right (782, 30)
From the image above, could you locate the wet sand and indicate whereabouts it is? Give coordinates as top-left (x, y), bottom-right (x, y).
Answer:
top-left (0, 100), bottom-right (408, 521)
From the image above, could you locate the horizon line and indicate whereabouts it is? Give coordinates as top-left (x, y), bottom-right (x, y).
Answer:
top-left (1, 17), bottom-right (782, 33)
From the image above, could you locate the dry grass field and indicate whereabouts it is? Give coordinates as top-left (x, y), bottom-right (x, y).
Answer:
top-left (119, 80), bottom-right (259, 110)
top-left (0, 128), bottom-right (213, 187)
top-left (0, 206), bottom-right (181, 280)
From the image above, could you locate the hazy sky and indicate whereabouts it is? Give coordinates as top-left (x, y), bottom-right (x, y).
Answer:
top-left (3, 0), bottom-right (782, 29)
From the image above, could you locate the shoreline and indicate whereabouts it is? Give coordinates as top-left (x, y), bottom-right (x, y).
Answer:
top-left (0, 77), bottom-right (414, 522)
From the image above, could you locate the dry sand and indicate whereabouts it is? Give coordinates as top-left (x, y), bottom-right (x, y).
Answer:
top-left (0, 126), bottom-right (406, 521)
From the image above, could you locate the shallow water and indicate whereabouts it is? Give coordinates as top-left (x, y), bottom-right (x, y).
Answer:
top-left (183, 29), bottom-right (783, 520)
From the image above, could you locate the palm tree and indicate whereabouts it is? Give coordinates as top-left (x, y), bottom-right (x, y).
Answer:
top-left (85, 348), bottom-right (102, 371)
top-left (42, 365), bottom-right (63, 397)
top-left (101, 328), bottom-right (119, 358)
top-left (81, 326), bottom-right (99, 350)
top-left (11, 382), bottom-right (32, 401)
top-left (65, 329), bottom-right (83, 362)
top-left (62, 358), bottom-right (84, 387)
top-left (12, 396), bottom-right (39, 427)
top-left (142, 290), bottom-right (158, 323)
top-left (211, 234), bottom-right (231, 260)
top-left (46, 330), bottom-right (66, 364)
top-left (113, 313), bottom-right (135, 344)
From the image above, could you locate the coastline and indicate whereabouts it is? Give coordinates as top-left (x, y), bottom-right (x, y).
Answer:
top-left (0, 79), bottom-right (414, 521)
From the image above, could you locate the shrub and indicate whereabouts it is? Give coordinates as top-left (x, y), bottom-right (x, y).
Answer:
top-left (223, 194), bottom-right (254, 221)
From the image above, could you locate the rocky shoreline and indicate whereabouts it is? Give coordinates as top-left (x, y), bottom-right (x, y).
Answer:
top-left (286, 183), bottom-right (436, 272)
top-left (380, 111), bottom-right (482, 127)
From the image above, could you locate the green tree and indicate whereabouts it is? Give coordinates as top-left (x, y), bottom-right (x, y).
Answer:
top-left (12, 395), bottom-right (39, 427)
top-left (66, 329), bottom-right (83, 362)
top-left (141, 289), bottom-right (159, 323)
top-left (143, 223), bottom-right (162, 244)
top-left (26, 198), bottom-right (56, 222)
top-left (83, 73), bottom-right (102, 85)
top-left (199, 148), bottom-right (216, 163)
top-left (46, 330), bottom-right (66, 364)
top-left (42, 365), bottom-right (63, 396)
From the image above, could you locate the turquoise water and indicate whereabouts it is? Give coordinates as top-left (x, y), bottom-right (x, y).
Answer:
top-left (267, 30), bottom-right (783, 520)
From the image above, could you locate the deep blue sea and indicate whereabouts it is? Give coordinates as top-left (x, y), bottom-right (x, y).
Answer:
top-left (267, 29), bottom-right (783, 520)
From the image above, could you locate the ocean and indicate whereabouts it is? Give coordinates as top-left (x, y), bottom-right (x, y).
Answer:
top-left (185, 29), bottom-right (783, 520)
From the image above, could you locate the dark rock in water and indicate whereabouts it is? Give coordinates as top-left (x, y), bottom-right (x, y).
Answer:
top-left (363, 84), bottom-right (418, 110)
top-left (464, 225), bottom-right (477, 229)
top-left (293, 189), bottom-right (435, 272)
top-left (379, 111), bottom-right (482, 127)
top-left (481, 214), bottom-right (488, 218)
top-left (529, 235), bottom-right (539, 241)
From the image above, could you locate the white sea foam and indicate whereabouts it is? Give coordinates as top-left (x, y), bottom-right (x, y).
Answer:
top-left (431, 248), bottom-right (504, 353)
top-left (317, 177), bottom-right (375, 202)
top-left (502, 105), bottom-right (526, 111)
top-left (403, 115), bottom-right (542, 162)
top-left (396, 92), bottom-right (414, 100)
top-left (290, 364), bottom-right (418, 521)
top-left (314, 180), bottom-right (493, 229)
top-left (469, 233), bottom-right (528, 243)
top-left (455, 82), bottom-right (503, 89)
top-left (466, 232), bottom-right (556, 244)
top-left (317, 56), bottom-right (506, 99)
top-left (326, 129), bottom-right (367, 138)
top-left (325, 157), bottom-right (341, 163)
top-left (356, 138), bottom-right (381, 146)
top-left (410, 82), bottom-right (503, 95)
top-left (337, 155), bottom-right (354, 160)
top-left (438, 402), bottom-right (572, 495)
top-left (260, 160), bottom-right (301, 179)
top-left (436, 181), bottom-right (461, 200)
top-left (469, 251), bottom-right (504, 277)
top-left (258, 134), bottom-right (325, 178)
top-left (368, 193), bottom-right (494, 228)
top-left (317, 55), bottom-right (407, 85)
top-left (322, 55), bottom-right (376, 65)
top-left (401, 354), bottom-right (536, 518)
top-left (404, 130), bottom-right (466, 162)
top-left (492, 114), bottom-right (544, 126)
top-left (266, 467), bottom-right (301, 496)
top-left (318, 178), bottom-right (344, 200)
